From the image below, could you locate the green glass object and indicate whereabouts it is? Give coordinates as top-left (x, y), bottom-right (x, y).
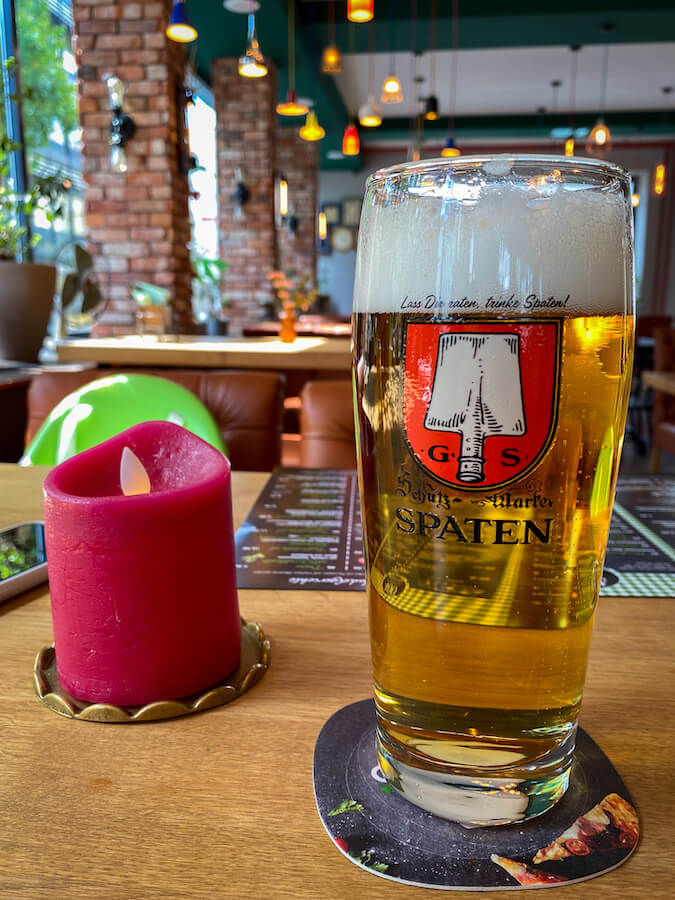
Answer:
top-left (21, 374), bottom-right (227, 465)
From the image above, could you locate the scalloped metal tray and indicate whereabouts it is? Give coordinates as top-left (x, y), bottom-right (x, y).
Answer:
top-left (33, 620), bottom-right (270, 723)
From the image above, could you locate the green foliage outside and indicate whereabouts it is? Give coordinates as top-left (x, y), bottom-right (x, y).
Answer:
top-left (1, 0), bottom-right (78, 149)
top-left (0, 0), bottom-right (77, 258)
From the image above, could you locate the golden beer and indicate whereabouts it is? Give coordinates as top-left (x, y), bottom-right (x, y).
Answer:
top-left (353, 158), bottom-right (634, 825)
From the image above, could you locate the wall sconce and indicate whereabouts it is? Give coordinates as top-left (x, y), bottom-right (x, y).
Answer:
top-left (232, 167), bottom-right (250, 221)
top-left (275, 173), bottom-right (289, 228)
top-left (104, 74), bottom-right (136, 174)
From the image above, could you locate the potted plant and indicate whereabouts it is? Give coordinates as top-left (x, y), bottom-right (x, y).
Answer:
top-left (0, 56), bottom-right (68, 362)
top-left (266, 269), bottom-right (319, 342)
top-left (192, 251), bottom-right (229, 336)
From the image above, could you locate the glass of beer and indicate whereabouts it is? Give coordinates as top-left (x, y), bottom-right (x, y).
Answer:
top-left (353, 156), bottom-right (634, 826)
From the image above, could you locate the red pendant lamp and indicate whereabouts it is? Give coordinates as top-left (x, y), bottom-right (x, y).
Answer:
top-left (342, 122), bottom-right (360, 156)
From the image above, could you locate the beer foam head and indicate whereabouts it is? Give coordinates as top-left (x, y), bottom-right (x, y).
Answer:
top-left (354, 156), bottom-right (633, 316)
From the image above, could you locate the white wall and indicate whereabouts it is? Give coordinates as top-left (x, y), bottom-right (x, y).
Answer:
top-left (318, 146), bottom-right (675, 318)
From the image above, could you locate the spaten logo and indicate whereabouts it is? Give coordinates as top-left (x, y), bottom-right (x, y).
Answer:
top-left (403, 319), bottom-right (561, 490)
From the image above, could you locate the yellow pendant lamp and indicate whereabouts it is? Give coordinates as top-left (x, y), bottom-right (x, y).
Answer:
top-left (299, 110), bottom-right (326, 141)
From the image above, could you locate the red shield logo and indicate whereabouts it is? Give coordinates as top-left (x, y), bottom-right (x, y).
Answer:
top-left (403, 319), bottom-right (561, 490)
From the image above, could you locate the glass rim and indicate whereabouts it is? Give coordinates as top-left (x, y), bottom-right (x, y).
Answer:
top-left (366, 154), bottom-right (631, 189)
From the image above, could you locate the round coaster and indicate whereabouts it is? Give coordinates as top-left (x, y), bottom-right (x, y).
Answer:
top-left (33, 620), bottom-right (269, 723)
top-left (314, 699), bottom-right (639, 890)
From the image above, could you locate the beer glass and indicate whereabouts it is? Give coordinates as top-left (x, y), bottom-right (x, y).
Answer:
top-left (353, 156), bottom-right (634, 826)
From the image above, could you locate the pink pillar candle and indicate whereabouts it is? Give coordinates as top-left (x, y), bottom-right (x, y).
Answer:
top-left (43, 421), bottom-right (241, 706)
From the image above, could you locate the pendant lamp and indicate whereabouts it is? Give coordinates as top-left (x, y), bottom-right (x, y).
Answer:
top-left (441, 0), bottom-right (461, 159)
top-left (564, 45), bottom-right (580, 157)
top-left (424, 96), bottom-right (439, 121)
top-left (587, 25), bottom-right (613, 151)
top-left (299, 110), bottom-right (326, 141)
top-left (238, 13), bottom-right (268, 78)
top-left (277, 0), bottom-right (308, 115)
top-left (342, 123), bottom-right (360, 156)
top-left (321, 2), bottom-right (342, 73)
top-left (359, 21), bottom-right (381, 127)
top-left (441, 137), bottom-right (460, 158)
top-left (166, 0), bottom-right (197, 43)
top-left (347, 0), bottom-right (374, 24)
top-left (381, 69), bottom-right (403, 104)
top-left (358, 98), bottom-right (382, 127)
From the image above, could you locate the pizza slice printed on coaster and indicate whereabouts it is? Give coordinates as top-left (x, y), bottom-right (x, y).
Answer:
top-left (533, 793), bottom-right (638, 864)
top-left (491, 855), bottom-right (568, 886)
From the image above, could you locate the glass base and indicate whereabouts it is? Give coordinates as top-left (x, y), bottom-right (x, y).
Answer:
top-left (377, 724), bottom-right (572, 827)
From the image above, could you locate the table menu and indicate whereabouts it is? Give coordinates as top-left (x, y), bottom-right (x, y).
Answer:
top-left (602, 477), bottom-right (675, 596)
top-left (235, 469), bottom-right (365, 590)
top-left (235, 471), bottom-right (675, 597)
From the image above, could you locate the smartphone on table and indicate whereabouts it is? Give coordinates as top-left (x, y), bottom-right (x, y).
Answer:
top-left (0, 522), bottom-right (48, 603)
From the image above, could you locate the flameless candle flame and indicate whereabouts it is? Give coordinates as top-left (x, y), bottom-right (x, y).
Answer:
top-left (120, 447), bottom-right (151, 496)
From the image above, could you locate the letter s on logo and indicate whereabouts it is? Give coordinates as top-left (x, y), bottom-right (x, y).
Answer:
top-left (429, 444), bottom-right (450, 463)
top-left (501, 448), bottom-right (520, 466)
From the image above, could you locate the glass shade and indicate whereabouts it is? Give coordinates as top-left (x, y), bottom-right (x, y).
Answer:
top-left (347, 0), bottom-right (374, 23)
top-left (277, 90), bottom-right (309, 116)
top-left (166, 1), bottom-right (197, 43)
top-left (342, 124), bottom-right (360, 156)
top-left (381, 74), bottom-right (403, 104)
top-left (321, 45), bottom-right (342, 74)
top-left (299, 110), bottom-right (326, 141)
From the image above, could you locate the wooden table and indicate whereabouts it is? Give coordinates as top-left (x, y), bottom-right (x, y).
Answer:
top-left (642, 370), bottom-right (675, 397)
top-left (54, 335), bottom-right (352, 372)
top-left (0, 465), bottom-right (672, 898)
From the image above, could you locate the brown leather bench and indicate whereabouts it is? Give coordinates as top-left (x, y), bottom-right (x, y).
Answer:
top-left (25, 369), bottom-right (285, 471)
top-left (299, 380), bottom-right (356, 469)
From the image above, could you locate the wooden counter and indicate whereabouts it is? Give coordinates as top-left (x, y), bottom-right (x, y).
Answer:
top-left (642, 370), bottom-right (675, 397)
top-left (54, 335), bottom-right (352, 372)
top-left (0, 464), bottom-right (671, 898)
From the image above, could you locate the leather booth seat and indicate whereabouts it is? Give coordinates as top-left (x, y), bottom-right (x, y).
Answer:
top-left (26, 369), bottom-right (285, 471)
top-left (651, 326), bottom-right (675, 472)
top-left (299, 380), bottom-right (356, 469)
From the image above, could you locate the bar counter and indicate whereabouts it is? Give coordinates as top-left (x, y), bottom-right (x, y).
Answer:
top-left (0, 464), bottom-right (672, 898)
top-left (54, 335), bottom-right (352, 372)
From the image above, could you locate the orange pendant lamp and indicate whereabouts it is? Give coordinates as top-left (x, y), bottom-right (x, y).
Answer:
top-left (347, 0), bottom-right (374, 24)
top-left (321, 2), bottom-right (342, 73)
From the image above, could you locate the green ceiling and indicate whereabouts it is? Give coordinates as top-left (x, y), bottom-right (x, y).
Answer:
top-left (190, 1), bottom-right (675, 169)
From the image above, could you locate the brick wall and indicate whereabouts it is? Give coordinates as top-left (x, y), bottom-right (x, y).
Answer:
top-left (212, 58), bottom-right (278, 333)
top-left (213, 59), bottom-right (319, 333)
top-left (71, 0), bottom-right (192, 334)
top-left (276, 127), bottom-right (319, 279)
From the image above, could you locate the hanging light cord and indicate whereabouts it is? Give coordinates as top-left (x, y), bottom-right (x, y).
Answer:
top-left (288, 0), bottom-right (296, 93)
top-left (410, 0), bottom-right (417, 139)
top-left (568, 46), bottom-right (579, 135)
top-left (429, 0), bottom-right (437, 95)
top-left (329, 0), bottom-right (335, 46)
top-left (449, 0), bottom-right (459, 139)
top-left (599, 28), bottom-right (612, 117)
top-left (369, 19), bottom-right (375, 97)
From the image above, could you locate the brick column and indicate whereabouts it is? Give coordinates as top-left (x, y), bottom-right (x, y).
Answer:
top-left (72, 0), bottom-right (192, 334)
top-left (276, 127), bottom-right (319, 279)
top-left (212, 58), bottom-right (278, 334)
